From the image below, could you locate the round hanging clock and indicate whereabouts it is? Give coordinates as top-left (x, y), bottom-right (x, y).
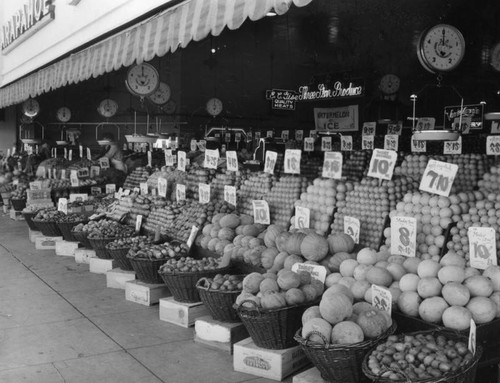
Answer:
top-left (125, 63), bottom-right (160, 97)
top-left (490, 42), bottom-right (500, 72)
top-left (379, 74), bottom-right (400, 95)
top-left (22, 98), bottom-right (40, 118)
top-left (206, 97), bottom-right (223, 117)
top-left (56, 106), bottom-right (71, 122)
top-left (149, 82), bottom-right (171, 105)
top-left (417, 24), bottom-right (466, 73)
top-left (97, 99), bottom-right (118, 118)
top-left (164, 99), bottom-right (177, 115)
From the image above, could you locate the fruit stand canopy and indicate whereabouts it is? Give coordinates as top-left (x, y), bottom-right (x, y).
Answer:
top-left (0, 0), bottom-right (313, 109)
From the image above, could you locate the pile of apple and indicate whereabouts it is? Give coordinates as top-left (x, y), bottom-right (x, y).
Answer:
top-left (300, 156), bottom-right (322, 181)
top-left (343, 151), bottom-right (370, 181)
top-left (201, 274), bottom-right (244, 291)
top-left (74, 219), bottom-right (135, 239)
top-left (106, 236), bottom-right (153, 251)
top-left (266, 175), bottom-right (308, 228)
top-left (33, 209), bottom-right (65, 222)
top-left (238, 172), bottom-right (274, 217)
top-left (129, 240), bottom-right (189, 260)
top-left (395, 154), bottom-right (428, 181)
top-left (158, 256), bottom-right (222, 273)
top-left (210, 170), bottom-right (238, 203)
top-left (11, 185), bottom-right (28, 200)
top-left (55, 213), bottom-right (88, 223)
top-left (477, 164), bottom-right (500, 193)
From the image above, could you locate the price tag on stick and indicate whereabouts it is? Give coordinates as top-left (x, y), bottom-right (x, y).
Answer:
top-left (372, 285), bottom-right (392, 313)
top-left (367, 149), bottom-right (397, 181)
top-left (341, 136), bottom-right (353, 151)
top-left (295, 130), bottom-right (303, 141)
top-left (158, 177), bottom-right (168, 198)
top-left (362, 122), bottom-right (376, 136)
top-left (304, 137), bottom-right (315, 152)
top-left (135, 215), bottom-right (143, 233)
top-left (70, 170), bottom-right (79, 187)
top-left (486, 136), bottom-right (500, 155)
top-left (344, 216), bottom-right (360, 244)
top-left (224, 185), bottom-right (237, 206)
top-left (411, 135), bottom-right (427, 153)
top-left (164, 150), bottom-right (174, 167)
top-left (140, 182), bottom-right (148, 195)
top-left (186, 226), bottom-right (199, 248)
top-left (58, 198), bottom-right (68, 214)
top-left (443, 136), bottom-right (462, 155)
top-left (419, 159), bottom-right (458, 197)
top-left (204, 149), bottom-right (219, 169)
top-left (291, 263), bottom-right (327, 284)
top-left (362, 135), bottom-right (374, 150)
top-left (322, 152), bottom-right (342, 179)
top-left (226, 151), bottom-right (238, 172)
top-left (384, 134), bottom-right (399, 151)
top-left (321, 136), bottom-right (332, 151)
top-left (253, 200), bottom-right (270, 224)
top-left (176, 184), bottom-right (186, 201)
top-left (468, 227), bottom-right (497, 269)
top-left (391, 216), bottom-right (417, 257)
top-left (294, 206), bottom-right (310, 229)
top-left (105, 184), bottom-right (116, 194)
top-left (199, 183), bottom-right (211, 204)
top-left (264, 151), bottom-right (278, 174)
top-left (177, 151), bottom-right (186, 171)
top-left (469, 319), bottom-right (477, 356)
top-left (281, 130), bottom-right (289, 141)
top-left (99, 157), bottom-right (109, 169)
top-left (284, 149), bottom-right (301, 174)
top-left (87, 148), bottom-right (92, 161)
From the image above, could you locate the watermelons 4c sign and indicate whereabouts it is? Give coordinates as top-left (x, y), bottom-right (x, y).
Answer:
top-left (314, 105), bottom-right (359, 132)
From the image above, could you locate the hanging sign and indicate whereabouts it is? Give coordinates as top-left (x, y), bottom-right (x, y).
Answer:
top-left (411, 135), bottom-right (427, 153)
top-left (391, 216), bottom-right (417, 257)
top-left (294, 206), bottom-right (310, 229)
top-left (486, 136), bottom-right (500, 155)
top-left (226, 151), bottom-right (238, 172)
top-left (372, 285), bottom-right (392, 313)
top-left (199, 183), bottom-right (211, 204)
top-left (58, 198), bottom-right (68, 214)
top-left (367, 149), bottom-right (397, 181)
top-left (387, 122), bottom-right (402, 135)
top-left (444, 103), bottom-right (484, 132)
top-left (99, 157), bottom-right (109, 169)
top-left (443, 136), bottom-right (462, 155)
top-left (135, 215), bottom-right (143, 233)
top-left (266, 130), bottom-right (274, 138)
top-left (309, 130), bottom-right (317, 138)
top-left (304, 137), bottom-right (315, 152)
top-left (284, 149), bottom-right (301, 174)
top-left (295, 130), bottom-right (303, 141)
top-left (177, 151), bottom-right (186, 171)
top-left (264, 151), bottom-right (278, 174)
top-left (362, 122), bottom-right (376, 136)
top-left (252, 200), bottom-right (270, 225)
top-left (265, 89), bottom-right (299, 110)
top-left (344, 216), bottom-right (360, 244)
top-left (224, 185), bottom-right (237, 206)
top-left (415, 117), bottom-right (436, 131)
top-left (341, 135), bottom-right (353, 151)
top-left (321, 136), bottom-right (332, 151)
top-left (105, 184), bottom-right (116, 194)
top-left (158, 177), bottom-right (167, 198)
top-left (384, 134), bottom-right (399, 151)
top-left (140, 182), bottom-right (148, 195)
top-left (90, 166), bottom-right (100, 178)
top-left (70, 170), bottom-right (79, 187)
top-left (176, 184), bottom-right (186, 201)
top-left (419, 159), bottom-right (458, 197)
top-left (322, 152), bottom-right (342, 179)
top-left (281, 130), bottom-right (289, 141)
top-left (204, 148), bottom-right (219, 169)
top-left (362, 135), bottom-right (374, 150)
top-left (314, 105), bottom-right (359, 132)
top-left (164, 149), bottom-right (174, 167)
top-left (468, 227), bottom-right (497, 270)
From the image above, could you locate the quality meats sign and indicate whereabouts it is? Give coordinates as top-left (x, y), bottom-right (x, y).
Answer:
top-left (314, 105), bottom-right (359, 132)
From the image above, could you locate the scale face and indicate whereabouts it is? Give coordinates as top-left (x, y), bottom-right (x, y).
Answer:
top-left (57, 107), bottom-right (71, 122)
top-left (125, 63), bottom-right (160, 97)
top-left (22, 98), bottom-right (40, 117)
top-left (379, 74), bottom-right (400, 95)
top-left (206, 97), bottom-right (223, 116)
top-left (149, 82), bottom-right (171, 105)
top-left (97, 99), bottom-right (118, 118)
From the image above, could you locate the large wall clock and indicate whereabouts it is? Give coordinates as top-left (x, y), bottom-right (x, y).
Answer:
top-left (125, 63), bottom-right (160, 97)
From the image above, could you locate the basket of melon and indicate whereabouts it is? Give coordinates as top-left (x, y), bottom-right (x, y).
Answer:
top-left (294, 284), bottom-right (396, 383)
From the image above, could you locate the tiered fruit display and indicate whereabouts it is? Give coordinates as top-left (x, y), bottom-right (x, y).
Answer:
top-left (158, 256), bottom-right (221, 273)
top-left (33, 208), bottom-right (65, 222)
top-left (266, 175), bottom-right (308, 228)
top-left (477, 164), bottom-right (500, 192)
top-left (143, 201), bottom-right (181, 235)
top-left (300, 156), bottom-right (322, 180)
top-left (395, 154), bottom-right (428, 181)
top-left (238, 172), bottom-right (274, 216)
top-left (185, 166), bottom-right (216, 199)
top-left (343, 151), bottom-right (370, 181)
top-left (106, 236), bottom-right (153, 251)
top-left (123, 167), bottom-right (151, 190)
top-left (211, 171), bottom-right (237, 202)
top-left (128, 240), bottom-right (189, 259)
top-left (74, 219), bottom-right (135, 239)
top-left (147, 168), bottom-right (186, 199)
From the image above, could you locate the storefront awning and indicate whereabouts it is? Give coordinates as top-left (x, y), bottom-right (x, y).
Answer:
top-left (0, 0), bottom-right (313, 109)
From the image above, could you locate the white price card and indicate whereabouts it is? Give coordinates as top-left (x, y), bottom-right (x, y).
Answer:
top-left (294, 206), bottom-right (310, 229)
top-left (197, 140), bottom-right (206, 152)
top-left (226, 151), bottom-right (239, 172)
top-left (247, 131), bottom-right (253, 140)
top-left (443, 136), bottom-right (462, 154)
top-left (452, 116), bottom-right (472, 134)
top-left (362, 122), bottom-right (376, 136)
top-left (419, 159), bottom-right (458, 197)
top-left (190, 139), bottom-right (197, 151)
top-left (281, 130), bottom-right (289, 141)
top-left (322, 152), bottom-right (342, 179)
top-left (123, 189), bottom-right (131, 196)
top-left (468, 227), bottom-right (497, 270)
top-left (321, 136), bottom-right (332, 151)
top-left (391, 216), bottom-right (417, 257)
top-left (140, 182), bottom-right (148, 195)
top-left (7, 148), bottom-right (10, 157)
top-left (344, 216), bottom-right (360, 244)
top-left (99, 157), bottom-right (109, 169)
top-left (295, 130), bottom-right (304, 141)
top-left (63, 148), bottom-right (67, 159)
top-left (225, 132), bottom-right (231, 142)
top-left (91, 186), bottom-right (101, 195)
top-left (135, 215), bottom-right (143, 233)
top-left (284, 149), bottom-right (301, 174)
top-left (186, 226), bottom-right (199, 248)
top-left (90, 166), bottom-right (100, 178)
top-left (411, 135), bottom-right (427, 153)
top-left (68, 149), bottom-right (73, 161)
top-left (367, 149), bottom-right (397, 181)
top-left (362, 135), bottom-right (374, 150)
top-left (341, 135), bottom-right (353, 151)
top-left (264, 151), bottom-right (278, 174)
top-left (105, 184), bottom-right (116, 194)
top-left (387, 122), bottom-right (402, 135)
top-left (235, 132), bottom-right (242, 142)
top-left (39, 166), bottom-right (46, 178)
top-left (266, 130), bottom-right (274, 138)
top-left (164, 149), bottom-right (174, 167)
top-left (492, 121), bottom-right (500, 134)
top-left (310, 130), bottom-right (317, 138)
top-left (291, 263), bottom-right (327, 284)
top-left (416, 117), bottom-right (436, 131)
top-left (176, 184), bottom-right (186, 201)
top-left (58, 198), bottom-right (68, 214)
top-left (204, 148), bottom-right (219, 169)
top-left (372, 285), bottom-right (392, 313)
top-left (469, 319), bottom-right (477, 356)
top-left (384, 134), bottom-right (399, 151)
top-left (304, 137), bottom-right (315, 152)
top-left (486, 136), bottom-right (500, 155)
top-left (147, 150), bottom-right (152, 167)
top-left (27, 145), bottom-right (33, 155)
top-left (61, 169), bottom-right (67, 180)
top-left (177, 151), bottom-right (186, 171)
top-left (224, 185), bottom-right (237, 206)
top-left (70, 170), bottom-right (79, 187)
top-left (255, 131), bottom-right (261, 140)
top-left (158, 177), bottom-right (168, 198)
top-left (199, 183), bottom-right (211, 204)
top-left (252, 200), bottom-right (270, 225)
top-left (79, 145), bottom-right (83, 158)
top-left (87, 148), bottom-right (92, 161)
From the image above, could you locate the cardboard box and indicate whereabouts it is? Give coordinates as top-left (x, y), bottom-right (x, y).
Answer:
top-left (9, 209), bottom-right (24, 220)
top-left (29, 229), bottom-right (43, 243)
top-left (159, 297), bottom-right (208, 328)
top-left (74, 248), bottom-right (96, 264)
top-left (194, 316), bottom-right (248, 354)
top-left (293, 367), bottom-right (325, 383)
top-left (55, 240), bottom-right (79, 257)
top-left (35, 236), bottom-right (63, 250)
top-left (106, 268), bottom-right (136, 289)
top-left (125, 280), bottom-right (170, 306)
top-left (89, 257), bottom-right (116, 274)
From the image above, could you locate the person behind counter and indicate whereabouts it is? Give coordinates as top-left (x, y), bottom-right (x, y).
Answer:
top-left (99, 133), bottom-right (126, 172)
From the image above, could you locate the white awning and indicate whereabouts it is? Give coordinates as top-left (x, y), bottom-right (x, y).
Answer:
top-left (0, 0), bottom-right (313, 109)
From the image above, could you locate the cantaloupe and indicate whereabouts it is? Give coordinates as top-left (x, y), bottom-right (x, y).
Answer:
top-left (277, 270), bottom-right (301, 291)
top-left (386, 263), bottom-right (406, 281)
top-left (387, 255), bottom-right (405, 265)
top-left (353, 264), bottom-right (373, 281)
top-left (356, 309), bottom-right (387, 338)
top-left (440, 251), bottom-right (466, 268)
top-left (242, 273), bottom-right (265, 294)
top-left (327, 233), bottom-right (355, 254)
top-left (352, 301), bottom-right (373, 315)
top-left (464, 275), bottom-right (494, 297)
top-left (403, 257), bottom-right (421, 274)
top-left (389, 287), bottom-right (402, 305)
top-left (442, 306), bottom-right (472, 330)
top-left (417, 260), bottom-right (441, 278)
top-left (356, 248), bottom-right (377, 265)
top-left (399, 273), bottom-right (420, 292)
top-left (338, 276), bottom-right (356, 289)
top-left (437, 265), bottom-right (466, 285)
top-left (350, 280), bottom-right (371, 301)
top-left (418, 297), bottom-right (449, 323)
top-left (366, 267), bottom-right (393, 287)
top-left (301, 284), bottom-right (318, 302)
top-left (467, 297), bottom-right (497, 324)
top-left (219, 214), bottom-right (240, 229)
top-left (319, 293), bottom-right (353, 325)
top-left (325, 273), bottom-right (342, 288)
top-left (483, 265), bottom-right (500, 292)
top-left (259, 278), bottom-right (280, 294)
top-left (323, 284), bottom-right (354, 303)
top-left (464, 267), bottom-right (481, 279)
top-left (397, 291), bottom-right (421, 317)
top-left (417, 277), bottom-right (442, 298)
top-left (331, 321), bottom-right (364, 344)
top-left (302, 318), bottom-right (332, 344)
top-left (339, 259), bottom-right (359, 277)
top-left (302, 305), bottom-right (321, 325)
top-left (441, 282), bottom-right (470, 306)
top-left (285, 288), bottom-right (306, 305)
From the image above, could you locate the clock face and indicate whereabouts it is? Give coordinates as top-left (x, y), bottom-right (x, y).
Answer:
top-left (206, 97), bottom-right (223, 116)
top-left (22, 98), bottom-right (40, 117)
top-left (379, 74), bottom-right (400, 95)
top-left (57, 107), bottom-right (71, 122)
top-left (491, 42), bottom-right (500, 72)
top-left (125, 63), bottom-right (160, 97)
top-left (418, 24), bottom-right (465, 73)
top-left (164, 99), bottom-right (176, 114)
top-left (98, 99), bottom-right (118, 118)
top-left (149, 82), bottom-right (171, 105)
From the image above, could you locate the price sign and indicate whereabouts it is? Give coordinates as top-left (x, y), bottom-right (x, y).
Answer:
top-left (26, 145), bottom-right (33, 155)
top-left (419, 159), bottom-right (458, 197)
top-left (70, 170), bottom-right (79, 187)
top-left (7, 148), bottom-right (10, 157)
top-left (321, 136), bottom-right (332, 151)
top-left (322, 151), bottom-right (342, 179)
top-left (52, 147), bottom-right (56, 158)
top-left (304, 137), bottom-right (315, 152)
top-left (91, 186), bottom-right (101, 195)
top-left (411, 135), bottom-right (427, 153)
top-left (344, 216), bottom-right (360, 244)
top-left (164, 149), bottom-right (174, 167)
top-left (63, 148), bottom-right (67, 159)
top-left (225, 132), bottom-right (231, 142)
top-left (199, 183), bottom-right (211, 204)
top-left (177, 151), bottom-right (186, 171)
top-left (190, 140), bottom-right (197, 151)
top-left (39, 166), bottom-right (46, 178)
top-left (284, 149), bottom-right (301, 174)
top-left (171, 185), bottom-right (183, 203)
top-left (281, 130), bottom-right (289, 141)
top-left (362, 122), bottom-right (376, 136)
top-left (135, 215), bottom-right (143, 233)
top-left (266, 130), bottom-right (274, 138)
top-left (309, 130), bottom-right (317, 139)
top-left (416, 117), bottom-right (436, 131)
top-left (492, 121), bottom-right (500, 134)
top-left (68, 150), bottom-right (73, 161)
top-left (90, 166), bottom-right (100, 177)
top-left (99, 157), bottom-right (109, 169)
top-left (384, 134), bottom-right (399, 151)
top-left (204, 148), bottom-right (219, 169)
top-left (469, 319), bottom-right (476, 356)
top-left (105, 184), bottom-right (116, 194)
top-left (387, 122), bottom-right (402, 135)
top-left (226, 151), bottom-right (238, 172)
top-left (29, 181), bottom-right (42, 190)
top-left (186, 226), bottom-right (199, 248)
top-left (158, 177), bottom-right (167, 197)
top-left (362, 135), bottom-right (374, 150)
top-left (247, 131), bottom-right (253, 140)
top-left (391, 216), bottom-right (417, 257)
top-left (197, 140), bottom-right (206, 152)
top-left (87, 148), bottom-right (92, 161)
top-left (235, 132), bottom-right (241, 142)
top-left (443, 136), bottom-right (462, 154)
top-left (79, 145), bottom-right (83, 159)
top-left (487, 136), bottom-right (500, 155)
top-left (58, 198), bottom-right (68, 214)
top-left (294, 206), bottom-right (310, 229)
top-left (372, 285), bottom-right (392, 313)
top-left (255, 131), bottom-right (261, 140)
top-left (367, 149), bottom-right (397, 181)
top-left (264, 151), bottom-right (278, 174)
top-left (140, 182), bottom-right (148, 195)
top-left (252, 200), bottom-right (270, 224)
top-left (295, 130), bottom-right (303, 141)
top-left (341, 135), bottom-right (353, 151)
top-left (224, 185), bottom-right (237, 206)
top-left (468, 227), bottom-right (497, 270)
top-left (291, 263), bottom-right (327, 284)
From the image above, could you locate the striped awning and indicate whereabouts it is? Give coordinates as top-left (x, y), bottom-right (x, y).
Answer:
top-left (0, 0), bottom-right (313, 109)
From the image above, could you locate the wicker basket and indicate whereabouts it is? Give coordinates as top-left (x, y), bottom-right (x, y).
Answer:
top-left (1, 192), bottom-right (11, 206)
top-left (361, 329), bottom-right (482, 383)
top-left (57, 219), bottom-right (88, 242)
top-left (32, 219), bottom-right (62, 237)
top-left (295, 323), bottom-right (397, 383)
top-left (107, 247), bottom-right (133, 271)
top-left (88, 237), bottom-right (117, 259)
top-left (236, 299), bottom-right (318, 350)
top-left (128, 256), bottom-right (167, 284)
top-left (159, 267), bottom-right (231, 303)
top-left (71, 230), bottom-right (92, 248)
top-left (23, 211), bottom-right (39, 231)
top-left (196, 277), bottom-right (242, 322)
top-left (10, 198), bottom-right (26, 211)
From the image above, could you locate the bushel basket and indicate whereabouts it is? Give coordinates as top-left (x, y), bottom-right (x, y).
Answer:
top-left (32, 219), bottom-right (62, 237)
top-left (106, 247), bottom-right (133, 271)
top-left (88, 237), bottom-right (116, 259)
top-left (10, 198), bottom-right (26, 211)
top-left (128, 256), bottom-right (167, 284)
top-left (57, 219), bottom-right (88, 242)
top-left (160, 267), bottom-right (231, 303)
top-left (23, 211), bottom-right (39, 231)
top-left (71, 229), bottom-right (92, 248)
top-left (196, 277), bottom-right (241, 322)
top-left (294, 323), bottom-right (397, 383)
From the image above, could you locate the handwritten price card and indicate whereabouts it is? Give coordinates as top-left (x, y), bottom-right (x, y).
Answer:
top-left (321, 136), bottom-right (332, 151)
top-left (443, 136), bottom-right (462, 154)
top-left (164, 149), bottom-right (174, 167)
top-left (344, 216), bottom-right (360, 244)
top-left (284, 149), bottom-right (301, 174)
top-left (295, 206), bottom-right (310, 229)
top-left (281, 130), bottom-right (289, 141)
top-left (468, 227), bottom-right (497, 270)
top-left (322, 152), bottom-right (342, 179)
top-left (362, 135), bottom-right (374, 150)
top-left (486, 136), bottom-right (500, 155)
top-left (90, 166), bottom-right (100, 178)
top-left (204, 148), bottom-right (219, 169)
top-left (387, 122), bottom-right (402, 135)
top-left (416, 117), bottom-right (436, 131)
top-left (199, 183), bottom-right (211, 204)
top-left (264, 151), bottom-right (278, 174)
top-left (235, 133), bottom-right (241, 142)
top-left (384, 134), bottom-right (399, 151)
top-left (158, 177), bottom-right (168, 198)
top-left (135, 215), bottom-right (143, 233)
top-left (99, 157), bottom-right (109, 169)
top-left (186, 226), bottom-right (199, 248)
top-left (267, 130), bottom-right (274, 138)
top-left (367, 149), bottom-right (397, 181)
top-left (105, 184), bottom-right (116, 194)
top-left (362, 122), bottom-right (376, 136)
top-left (177, 151), bottom-right (186, 171)
top-left (226, 151), bottom-right (239, 172)
top-left (140, 182), bottom-right (148, 195)
top-left (176, 184), bottom-right (186, 201)
top-left (304, 137), bottom-right (315, 152)
top-left (411, 135), bottom-right (427, 153)
top-left (295, 130), bottom-right (304, 141)
top-left (372, 285), bottom-right (392, 313)
top-left (225, 132), bottom-right (231, 142)
top-left (341, 135), bottom-right (353, 151)
top-left (291, 263), bottom-right (327, 284)
top-left (391, 216), bottom-right (417, 257)
top-left (224, 185), bottom-right (237, 206)
top-left (70, 170), bottom-right (79, 187)
top-left (252, 200), bottom-right (270, 224)
top-left (58, 198), bottom-right (68, 214)
top-left (419, 159), bottom-right (458, 197)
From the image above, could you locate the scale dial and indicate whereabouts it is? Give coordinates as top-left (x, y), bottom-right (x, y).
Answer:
top-left (22, 98), bottom-right (40, 117)
top-left (164, 100), bottom-right (177, 114)
top-left (491, 42), bottom-right (500, 72)
top-left (97, 99), bottom-right (118, 118)
top-left (149, 82), bottom-right (171, 105)
top-left (125, 63), bottom-right (160, 97)
top-left (379, 74), bottom-right (400, 95)
top-left (206, 97), bottom-right (223, 116)
top-left (418, 24), bottom-right (466, 73)
top-left (56, 107), bottom-right (71, 122)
